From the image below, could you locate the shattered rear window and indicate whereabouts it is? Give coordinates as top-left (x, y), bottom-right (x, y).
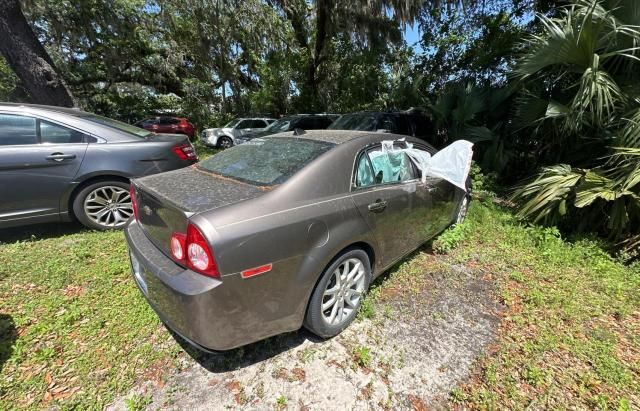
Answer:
top-left (198, 137), bottom-right (335, 186)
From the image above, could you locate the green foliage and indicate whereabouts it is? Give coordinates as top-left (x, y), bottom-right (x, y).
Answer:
top-left (275, 394), bottom-right (287, 408)
top-left (451, 201), bottom-right (640, 408)
top-left (511, 0), bottom-right (640, 252)
top-left (432, 218), bottom-right (471, 254)
top-left (125, 393), bottom-right (152, 411)
top-left (358, 297), bottom-right (376, 320)
top-left (352, 346), bottom-right (372, 368)
top-left (416, 1), bottom-right (541, 91)
top-left (0, 228), bottom-right (184, 409)
top-left (0, 56), bottom-right (22, 102)
top-left (469, 161), bottom-right (498, 195)
top-left (5, 0), bottom-right (433, 122)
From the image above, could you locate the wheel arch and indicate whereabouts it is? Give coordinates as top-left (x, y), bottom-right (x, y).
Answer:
top-left (300, 239), bottom-right (377, 326)
top-left (217, 134), bottom-right (234, 146)
top-left (64, 174), bottom-right (131, 219)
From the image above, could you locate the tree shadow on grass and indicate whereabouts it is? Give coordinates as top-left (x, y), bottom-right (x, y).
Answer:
top-left (0, 314), bottom-right (17, 373)
top-left (0, 221), bottom-right (87, 244)
top-left (168, 327), bottom-right (325, 374)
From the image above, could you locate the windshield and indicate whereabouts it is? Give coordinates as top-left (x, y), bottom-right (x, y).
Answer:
top-left (265, 118), bottom-right (292, 133)
top-left (81, 114), bottom-right (152, 138)
top-left (223, 119), bottom-right (240, 128)
top-left (198, 137), bottom-right (334, 186)
top-left (328, 113), bottom-right (377, 131)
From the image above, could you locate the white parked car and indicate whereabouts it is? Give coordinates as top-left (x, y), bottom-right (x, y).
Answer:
top-left (200, 118), bottom-right (275, 148)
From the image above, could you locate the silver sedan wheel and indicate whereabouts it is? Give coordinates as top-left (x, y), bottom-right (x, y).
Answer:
top-left (321, 257), bottom-right (366, 326)
top-left (83, 185), bottom-right (133, 228)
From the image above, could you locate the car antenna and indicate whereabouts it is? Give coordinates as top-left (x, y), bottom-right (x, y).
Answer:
top-left (293, 128), bottom-right (306, 136)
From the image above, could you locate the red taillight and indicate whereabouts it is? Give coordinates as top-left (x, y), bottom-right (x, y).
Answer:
top-left (172, 143), bottom-right (197, 161)
top-left (169, 223), bottom-right (219, 278)
top-left (129, 183), bottom-right (139, 221)
top-left (170, 232), bottom-right (186, 263)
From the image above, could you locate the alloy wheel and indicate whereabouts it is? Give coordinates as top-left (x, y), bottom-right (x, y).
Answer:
top-left (218, 137), bottom-right (232, 149)
top-left (321, 257), bottom-right (366, 326)
top-left (83, 185), bottom-right (133, 228)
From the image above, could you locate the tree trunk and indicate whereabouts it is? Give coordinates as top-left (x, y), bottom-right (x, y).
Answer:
top-left (0, 0), bottom-right (74, 106)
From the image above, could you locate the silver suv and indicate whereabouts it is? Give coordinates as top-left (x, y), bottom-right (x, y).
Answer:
top-left (201, 118), bottom-right (275, 148)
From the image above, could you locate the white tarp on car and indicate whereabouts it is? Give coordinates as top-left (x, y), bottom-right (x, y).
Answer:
top-left (382, 139), bottom-right (474, 191)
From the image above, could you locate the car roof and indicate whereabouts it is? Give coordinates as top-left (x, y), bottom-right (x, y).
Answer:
top-left (339, 110), bottom-right (426, 117)
top-left (237, 117), bottom-right (275, 120)
top-left (0, 102), bottom-right (91, 117)
top-left (267, 129), bottom-right (378, 145)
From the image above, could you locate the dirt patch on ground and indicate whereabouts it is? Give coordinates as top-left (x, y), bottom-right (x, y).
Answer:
top-left (107, 253), bottom-right (503, 410)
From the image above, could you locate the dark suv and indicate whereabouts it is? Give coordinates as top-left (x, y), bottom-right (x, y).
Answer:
top-left (236, 114), bottom-right (337, 143)
top-left (328, 110), bottom-right (432, 141)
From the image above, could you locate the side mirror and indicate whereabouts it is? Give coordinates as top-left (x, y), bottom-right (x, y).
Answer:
top-left (375, 170), bottom-right (384, 184)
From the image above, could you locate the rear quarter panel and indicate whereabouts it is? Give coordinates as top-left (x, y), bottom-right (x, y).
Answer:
top-left (191, 193), bottom-right (376, 331)
top-left (78, 141), bottom-right (188, 179)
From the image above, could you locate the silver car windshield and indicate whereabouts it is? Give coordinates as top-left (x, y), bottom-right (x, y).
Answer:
top-left (198, 137), bottom-right (334, 186)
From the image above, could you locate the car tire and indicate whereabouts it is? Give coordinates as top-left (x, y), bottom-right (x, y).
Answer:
top-left (217, 136), bottom-right (233, 149)
top-left (72, 180), bottom-right (133, 230)
top-left (304, 248), bottom-right (372, 338)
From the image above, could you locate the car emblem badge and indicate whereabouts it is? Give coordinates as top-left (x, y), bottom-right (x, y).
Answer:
top-left (143, 205), bottom-right (153, 216)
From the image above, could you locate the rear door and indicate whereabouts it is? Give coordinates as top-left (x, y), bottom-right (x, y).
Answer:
top-left (0, 113), bottom-right (89, 223)
top-left (349, 144), bottom-right (421, 268)
top-left (253, 119), bottom-right (268, 130)
top-left (234, 119), bottom-right (254, 137)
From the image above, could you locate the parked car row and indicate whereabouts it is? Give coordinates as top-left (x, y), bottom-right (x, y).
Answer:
top-left (1, 102), bottom-right (472, 353)
top-left (200, 117), bottom-right (275, 148)
top-left (194, 110), bottom-right (433, 149)
top-left (0, 106), bottom-right (437, 232)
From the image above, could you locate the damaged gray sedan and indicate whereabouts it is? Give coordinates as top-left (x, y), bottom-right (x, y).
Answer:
top-left (125, 130), bottom-right (473, 351)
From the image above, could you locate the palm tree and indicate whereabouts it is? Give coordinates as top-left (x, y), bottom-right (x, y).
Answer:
top-left (511, 0), bottom-right (640, 252)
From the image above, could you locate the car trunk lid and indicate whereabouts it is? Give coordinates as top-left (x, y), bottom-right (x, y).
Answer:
top-left (132, 166), bottom-right (266, 257)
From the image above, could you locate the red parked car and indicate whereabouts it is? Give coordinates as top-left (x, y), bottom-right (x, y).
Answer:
top-left (135, 116), bottom-right (196, 139)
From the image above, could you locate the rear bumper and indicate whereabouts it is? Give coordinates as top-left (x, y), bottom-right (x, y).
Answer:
top-left (125, 220), bottom-right (241, 351)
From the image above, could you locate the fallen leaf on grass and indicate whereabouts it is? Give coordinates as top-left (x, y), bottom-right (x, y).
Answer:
top-left (407, 394), bottom-right (428, 411)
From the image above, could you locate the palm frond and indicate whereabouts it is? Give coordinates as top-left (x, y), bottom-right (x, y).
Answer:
top-left (573, 169), bottom-right (635, 207)
top-left (606, 146), bottom-right (640, 190)
top-left (569, 56), bottom-right (624, 129)
top-left (512, 165), bottom-right (584, 223)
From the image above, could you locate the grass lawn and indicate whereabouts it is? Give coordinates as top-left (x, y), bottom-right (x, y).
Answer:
top-left (0, 161), bottom-right (638, 409)
top-left (436, 199), bottom-right (640, 409)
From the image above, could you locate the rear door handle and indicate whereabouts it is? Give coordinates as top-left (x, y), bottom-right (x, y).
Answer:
top-left (367, 199), bottom-right (388, 213)
top-left (46, 153), bottom-right (76, 162)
